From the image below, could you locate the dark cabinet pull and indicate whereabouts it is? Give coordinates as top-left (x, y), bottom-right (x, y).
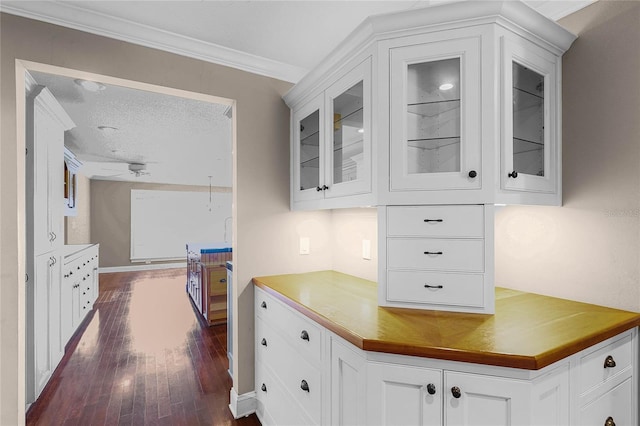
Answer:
top-left (604, 355), bottom-right (616, 368)
top-left (508, 171), bottom-right (518, 178)
top-left (426, 383), bottom-right (436, 395)
top-left (424, 251), bottom-right (443, 255)
top-left (468, 170), bottom-right (477, 178)
top-left (322, 185), bottom-right (329, 191)
top-left (300, 380), bottom-right (310, 392)
top-left (261, 301), bottom-right (267, 309)
top-left (261, 383), bottom-right (267, 392)
top-left (451, 386), bottom-right (461, 398)
top-left (316, 186), bottom-right (323, 192)
top-left (261, 338), bottom-right (267, 347)
top-left (300, 330), bottom-right (310, 341)
top-left (605, 417), bottom-right (615, 426)
top-left (423, 219), bottom-right (443, 223)
top-left (424, 284), bottom-right (444, 289)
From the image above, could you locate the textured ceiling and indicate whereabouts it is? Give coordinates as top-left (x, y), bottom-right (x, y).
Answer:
top-left (31, 71), bottom-right (232, 187)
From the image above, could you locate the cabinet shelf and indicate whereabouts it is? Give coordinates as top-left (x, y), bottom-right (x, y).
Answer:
top-left (407, 137), bottom-right (460, 151)
top-left (301, 130), bottom-right (320, 146)
top-left (408, 99), bottom-right (460, 118)
top-left (513, 86), bottom-right (543, 100)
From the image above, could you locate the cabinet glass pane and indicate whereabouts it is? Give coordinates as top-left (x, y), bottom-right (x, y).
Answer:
top-left (406, 57), bottom-right (460, 174)
top-left (299, 110), bottom-right (320, 191)
top-left (333, 81), bottom-right (364, 185)
top-left (513, 62), bottom-right (544, 177)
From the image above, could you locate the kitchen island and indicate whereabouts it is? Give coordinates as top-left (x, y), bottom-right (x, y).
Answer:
top-left (253, 270), bottom-right (640, 425)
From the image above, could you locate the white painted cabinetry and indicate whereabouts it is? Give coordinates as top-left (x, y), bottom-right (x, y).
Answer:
top-left (254, 287), bottom-right (638, 426)
top-left (62, 244), bottom-right (100, 343)
top-left (291, 56), bottom-right (373, 210)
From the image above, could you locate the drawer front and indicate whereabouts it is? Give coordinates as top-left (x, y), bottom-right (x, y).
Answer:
top-left (579, 376), bottom-right (633, 426)
top-left (387, 205), bottom-right (483, 238)
top-left (256, 319), bottom-right (322, 424)
top-left (387, 239), bottom-right (484, 272)
top-left (387, 271), bottom-right (484, 308)
top-left (255, 362), bottom-right (314, 426)
top-left (579, 333), bottom-right (633, 395)
top-left (255, 287), bottom-right (322, 364)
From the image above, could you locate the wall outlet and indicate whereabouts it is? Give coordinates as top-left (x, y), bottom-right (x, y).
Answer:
top-left (299, 237), bottom-right (310, 255)
top-left (362, 239), bottom-right (371, 260)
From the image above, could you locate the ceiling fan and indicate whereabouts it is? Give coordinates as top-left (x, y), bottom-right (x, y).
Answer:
top-left (127, 162), bottom-right (150, 177)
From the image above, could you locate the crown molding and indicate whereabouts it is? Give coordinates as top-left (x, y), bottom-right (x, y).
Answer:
top-left (0, 1), bottom-right (308, 83)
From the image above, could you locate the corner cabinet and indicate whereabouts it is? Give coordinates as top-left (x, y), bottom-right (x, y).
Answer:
top-left (291, 56), bottom-right (373, 210)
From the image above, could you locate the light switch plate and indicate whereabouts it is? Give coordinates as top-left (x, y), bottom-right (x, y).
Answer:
top-left (300, 237), bottom-right (310, 255)
top-left (362, 239), bottom-right (371, 260)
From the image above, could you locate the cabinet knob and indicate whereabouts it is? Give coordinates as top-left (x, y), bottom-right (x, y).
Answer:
top-left (300, 380), bottom-right (310, 392)
top-left (426, 383), bottom-right (436, 395)
top-left (451, 386), bottom-right (462, 399)
top-left (605, 417), bottom-right (615, 426)
top-left (300, 330), bottom-right (310, 341)
top-left (261, 383), bottom-right (267, 392)
top-left (468, 170), bottom-right (477, 178)
top-left (604, 355), bottom-right (616, 368)
top-left (508, 170), bottom-right (518, 178)
top-left (261, 338), bottom-right (267, 347)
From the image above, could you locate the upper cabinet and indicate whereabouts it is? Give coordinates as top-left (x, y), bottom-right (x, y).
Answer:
top-left (291, 56), bottom-right (373, 210)
top-left (284, 1), bottom-right (576, 209)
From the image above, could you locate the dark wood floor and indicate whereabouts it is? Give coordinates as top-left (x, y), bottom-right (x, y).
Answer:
top-left (27, 268), bottom-right (261, 426)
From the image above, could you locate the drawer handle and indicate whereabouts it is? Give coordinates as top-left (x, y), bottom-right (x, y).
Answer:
top-left (424, 284), bottom-right (443, 289)
top-left (604, 355), bottom-right (616, 368)
top-left (300, 330), bottom-right (310, 341)
top-left (426, 383), bottom-right (436, 395)
top-left (261, 383), bottom-right (267, 392)
top-left (424, 251), bottom-right (443, 256)
top-left (605, 417), bottom-right (615, 426)
top-left (300, 380), bottom-right (310, 392)
top-left (261, 301), bottom-right (267, 309)
top-left (261, 338), bottom-right (267, 347)
top-left (423, 219), bottom-right (443, 223)
top-left (508, 170), bottom-right (519, 178)
top-left (451, 386), bottom-right (462, 399)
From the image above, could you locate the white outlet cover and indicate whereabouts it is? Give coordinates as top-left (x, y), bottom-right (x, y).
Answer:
top-left (362, 239), bottom-right (371, 260)
top-left (300, 237), bottom-right (310, 255)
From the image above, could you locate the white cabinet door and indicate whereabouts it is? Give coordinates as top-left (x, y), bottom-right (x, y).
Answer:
top-left (444, 371), bottom-right (530, 425)
top-left (324, 57), bottom-right (372, 199)
top-left (368, 362), bottom-right (442, 426)
top-left (331, 337), bottom-right (368, 426)
top-left (293, 93), bottom-right (325, 203)
top-left (390, 36), bottom-right (482, 192)
top-left (501, 36), bottom-right (559, 194)
top-left (578, 377), bottom-right (633, 426)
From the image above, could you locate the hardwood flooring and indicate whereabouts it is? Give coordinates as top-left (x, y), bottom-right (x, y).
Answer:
top-left (27, 268), bottom-right (261, 426)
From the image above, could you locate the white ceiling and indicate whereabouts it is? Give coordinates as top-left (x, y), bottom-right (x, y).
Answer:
top-left (6, 1), bottom-right (592, 185)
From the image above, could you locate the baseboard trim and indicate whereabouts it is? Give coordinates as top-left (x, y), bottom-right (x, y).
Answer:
top-left (229, 388), bottom-right (256, 419)
top-left (99, 262), bottom-right (186, 273)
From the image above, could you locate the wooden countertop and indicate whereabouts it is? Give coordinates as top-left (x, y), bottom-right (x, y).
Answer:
top-left (253, 271), bottom-right (640, 370)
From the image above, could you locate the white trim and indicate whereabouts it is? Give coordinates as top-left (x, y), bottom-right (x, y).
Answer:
top-left (229, 388), bottom-right (257, 419)
top-left (98, 262), bottom-right (186, 274)
top-left (0, 2), bottom-right (307, 83)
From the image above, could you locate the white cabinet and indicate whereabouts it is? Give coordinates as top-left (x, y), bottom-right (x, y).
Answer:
top-left (62, 244), bottom-right (99, 341)
top-left (389, 34), bottom-right (482, 193)
top-left (330, 336), bottom-right (368, 426)
top-left (31, 253), bottom-right (62, 400)
top-left (254, 287), bottom-right (326, 425)
top-left (291, 56), bottom-right (373, 210)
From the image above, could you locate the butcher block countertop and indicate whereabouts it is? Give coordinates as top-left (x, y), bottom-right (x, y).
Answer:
top-left (252, 271), bottom-right (640, 370)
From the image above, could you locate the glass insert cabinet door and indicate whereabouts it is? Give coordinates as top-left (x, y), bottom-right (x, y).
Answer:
top-left (390, 37), bottom-right (481, 191)
top-left (293, 94), bottom-right (324, 201)
top-left (502, 38), bottom-right (558, 193)
top-left (325, 57), bottom-right (372, 199)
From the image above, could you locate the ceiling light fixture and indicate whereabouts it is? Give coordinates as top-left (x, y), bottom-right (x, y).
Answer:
top-left (74, 79), bottom-right (106, 92)
top-left (439, 83), bottom-right (454, 91)
top-left (97, 125), bottom-right (118, 135)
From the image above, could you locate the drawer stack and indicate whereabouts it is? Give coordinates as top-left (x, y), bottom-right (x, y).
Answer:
top-left (380, 205), bottom-right (494, 313)
top-left (255, 287), bottom-right (324, 426)
top-left (576, 332), bottom-right (636, 426)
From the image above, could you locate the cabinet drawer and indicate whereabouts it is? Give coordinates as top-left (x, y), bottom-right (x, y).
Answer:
top-left (387, 205), bottom-right (483, 238)
top-left (387, 271), bottom-right (484, 308)
top-left (256, 361), bottom-right (314, 426)
top-left (579, 333), bottom-right (633, 395)
top-left (578, 376), bottom-right (633, 426)
top-left (255, 288), bottom-right (322, 364)
top-left (387, 239), bottom-right (484, 272)
top-left (256, 319), bottom-right (322, 424)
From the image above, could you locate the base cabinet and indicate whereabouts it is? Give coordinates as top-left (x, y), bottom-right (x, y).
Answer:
top-left (254, 287), bottom-right (637, 426)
